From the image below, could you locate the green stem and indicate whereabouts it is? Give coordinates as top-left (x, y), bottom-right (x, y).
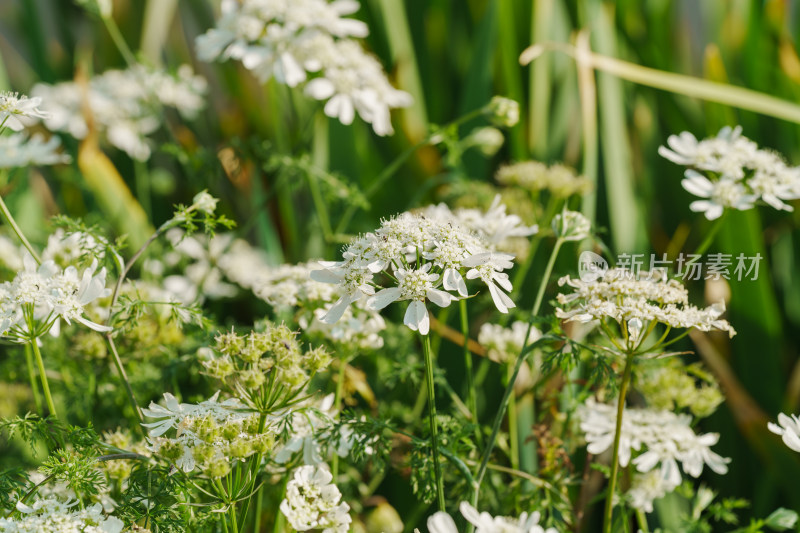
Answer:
top-left (636, 508), bottom-right (650, 533)
top-left (0, 194), bottom-right (41, 264)
top-left (101, 15), bottom-right (138, 67)
top-left (471, 237), bottom-right (565, 513)
top-left (308, 170), bottom-right (333, 242)
top-left (603, 350), bottom-right (635, 533)
top-left (692, 212), bottom-right (726, 257)
top-left (331, 356), bottom-right (347, 479)
top-left (422, 334), bottom-right (445, 512)
top-left (106, 335), bottom-right (144, 425)
top-left (30, 338), bottom-right (56, 418)
top-left (459, 299), bottom-right (481, 445)
top-left (24, 343), bottom-right (42, 413)
top-left (507, 365), bottom-right (519, 473)
top-left (532, 238), bottom-right (563, 317)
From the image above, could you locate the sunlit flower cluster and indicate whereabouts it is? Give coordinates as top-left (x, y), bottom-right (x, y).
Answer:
top-left (0, 255), bottom-right (111, 341)
top-left (579, 398), bottom-right (730, 492)
top-left (0, 498), bottom-right (123, 533)
top-left (551, 210), bottom-right (591, 241)
top-left (280, 465), bottom-right (351, 533)
top-left (313, 203), bottom-right (529, 335)
top-left (426, 501), bottom-right (558, 533)
top-left (478, 320), bottom-right (540, 364)
top-left (660, 126), bottom-right (800, 219)
top-left (142, 391), bottom-right (273, 477)
top-left (196, 0), bottom-right (412, 135)
top-left (422, 195), bottom-right (539, 252)
top-left (32, 64), bottom-right (207, 160)
top-left (496, 161), bottom-right (591, 198)
top-left (556, 268), bottom-right (736, 341)
top-left (624, 470), bottom-right (677, 513)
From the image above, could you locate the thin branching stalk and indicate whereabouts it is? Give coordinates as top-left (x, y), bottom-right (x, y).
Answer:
top-left (0, 194), bottom-right (41, 264)
top-left (24, 343), bottom-right (43, 413)
top-left (28, 326), bottom-right (57, 418)
top-left (422, 333), bottom-right (446, 511)
top-left (331, 355), bottom-right (347, 479)
top-left (603, 350), bottom-right (635, 533)
top-left (470, 237), bottom-right (565, 515)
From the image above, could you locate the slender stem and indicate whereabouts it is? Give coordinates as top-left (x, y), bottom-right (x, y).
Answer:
top-left (603, 350), bottom-right (635, 533)
top-left (30, 338), bottom-right (57, 418)
top-left (422, 334), bottom-right (446, 512)
top-left (459, 299), bottom-right (482, 445)
top-left (507, 365), bottom-right (519, 472)
top-left (307, 172), bottom-right (333, 243)
top-left (0, 195), bottom-right (41, 264)
top-left (101, 15), bottom-right (138, 67)
top-left (24, 343), bottom-right (42, 413)
top-left (253, 485), bottom-right (264, 532)
top-left (636, 509), bottom-right (650, 533)
top-left (532, 238), bottom-right (564, 317)
top-left (471, 237), bottom-right (565, 513)
top-left (692, 212), bottom-right (727, 257)
top-left (106, 334), bottom-right (144, 425)
top-left (331, 356), bottom-right (347, 479)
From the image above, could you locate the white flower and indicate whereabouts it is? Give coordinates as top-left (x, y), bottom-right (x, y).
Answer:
top-left (626, 470), bottom-right (678, 513)
top-left (552, 210), bottom-right (591, 241)
top-left (556, 268), bottom-right (736, 339)
top-left (768, 412), bottom-right (800, 453)
top-left (487, 96), bottom-right (520, 128)
top-left (367, 263), bottom-right (456, 335)
top-left (661, 126), bottom-right (800, 216)
top-left (463, 252), bottom-right (516, 314)
top-left (280, 465), bottom-right (351, 533)
top-left (478, 321), bottom-right (540, 364)
top-left (459, 501), bottom-right (558, 533)
top-left (579, 398), bottom-right (730, 486)
top-left (197, 0), bottom-right (410, 135)
top-left (192, 190), bottom-right (219, 214)
top-left (0, 91), bottom-right (48, 131)
top-left (682, 170), bottom-right (756, 220)
top-left (0, 498), bottom-right (122, 533)
top-left (32, 64), bottom-right (206, 160)
top-left (0, 133), bottom-right (70, 168)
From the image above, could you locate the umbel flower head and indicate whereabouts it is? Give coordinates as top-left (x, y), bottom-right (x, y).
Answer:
top-left (0, 497), bottom-right (123, 533)
top-left (312, 202), bottom-right (532, 335)
top-left (280, 464), bottom-right (351, 533)
top-left (425, 501), bottom-right (558, 533)
top-left (660, 126), bottom-right (800, 219)
top-left (579, 398), bottom-right (730, 490)
top-left (142, 391), bottom-right (274, 476)
top-left (196, 0), bottom-right (412, 135)
top-left (556, 268), bottom-right (735, 352)
top-left (0, 91), bottom-right (48, 131)
top-left (0, 255), bottom-right (111, 341)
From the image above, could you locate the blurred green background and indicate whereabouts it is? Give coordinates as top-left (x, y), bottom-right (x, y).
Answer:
top-left (2, 0), bottom-right (800, 527)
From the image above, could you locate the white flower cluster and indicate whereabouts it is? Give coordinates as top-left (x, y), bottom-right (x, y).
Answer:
top-left (421, 195), bottom-right (539, 253)
top-left (0, 91), bottom-right (48, 131)
top-left (142, 392), bottom-right (273, 476)
top-left (478, 321), bottom-right (540, 364)
top-left (313, 202), bottom-right (530, 335)
top-left (0, 133), bottom-right (70, 168)
top-left (196, 0), bottom-right (412, 135)
top-left (768, 412), bottom-right (800, 453)
top-left (279, 465), bottom-right (351, 533)
top-left (660, 126), bottom-right (800, 219)
top-left (0, 255), bottom-right (111, 341)
top-left (32, 64), bottom-right (207, 160)
top-left (551, 210), bottom-right (591, 242)
top-left (426, 501), bottom-right (558, 533)
top-left (624, 470), bottom-right (677, 513)
top-left (556, 268), bottom-right (736, 339)
top-left (0, 498), bottom-right (122, 533)
top-left (579, 398), bottom-right (730, 503)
